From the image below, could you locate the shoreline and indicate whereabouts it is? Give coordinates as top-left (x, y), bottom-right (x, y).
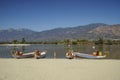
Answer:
top-left (0, 59), bottom-right (120, 80)
top-left (0, 44), bottom-right (31, 46)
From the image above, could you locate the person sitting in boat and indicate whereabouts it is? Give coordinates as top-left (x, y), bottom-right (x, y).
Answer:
top-left (99, 51), bottom-right (102, 56)
top-left (93, 51), bottom-right (101, 56)
top-left (67, 50), bottom-right (73, 56)
top-left (93, 51), bottom-right (102, 56)
top-left (96, 51), bottom-right (99, 56)
top-left (66, 50), bottom-right (72, 59)
top-left (34, 50), bottom-right (41, 58)
top-left (16, 51), bottom-right (23, 56)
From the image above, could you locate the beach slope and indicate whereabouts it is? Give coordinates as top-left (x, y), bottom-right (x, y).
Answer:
top-left (0, 59), bottom-right (120, 80)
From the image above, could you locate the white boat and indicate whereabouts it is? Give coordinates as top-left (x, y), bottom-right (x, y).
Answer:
top-left (12, 52), bottom-right (34, 59)
top-left (12, 51), bottom-right (47, 59)
top-left (74, 52), bottom-right (106, 59)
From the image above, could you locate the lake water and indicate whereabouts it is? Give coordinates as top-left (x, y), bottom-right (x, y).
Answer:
top-left (0, 44), bottom-right (120, 59)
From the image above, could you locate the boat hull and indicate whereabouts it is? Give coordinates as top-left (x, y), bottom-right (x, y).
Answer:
top-left (12, 51), bottom-right (46, 59)
top-left (75, 52), bottom-right (106, 59)
top-left (12, 52), bottom-right (34, 59)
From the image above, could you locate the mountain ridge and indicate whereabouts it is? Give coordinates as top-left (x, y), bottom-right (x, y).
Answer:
top-left (0, 23), bottom-right (120, 42)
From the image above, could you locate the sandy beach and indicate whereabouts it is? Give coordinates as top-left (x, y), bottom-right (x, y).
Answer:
top-left (0, 59), bottom-right (120, 80)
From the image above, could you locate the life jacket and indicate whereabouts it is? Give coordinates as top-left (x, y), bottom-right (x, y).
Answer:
top-left (16, 51), bottom-right (22, 56)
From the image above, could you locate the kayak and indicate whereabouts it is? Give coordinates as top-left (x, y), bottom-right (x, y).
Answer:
top-left (75, 52), bottom-right (106, 59)
top-left (12, 51), bottom-right (47, 59)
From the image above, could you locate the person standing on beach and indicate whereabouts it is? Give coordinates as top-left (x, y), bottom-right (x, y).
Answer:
top-left (53, 51), bottom-right (56, 59)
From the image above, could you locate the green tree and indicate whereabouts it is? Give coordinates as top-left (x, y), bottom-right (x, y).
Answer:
top-left (106, 40), bottom-right (112, 45)
top-left (12, 40), bottom-right (18, 44)
top-left (64, 39), bottom-right (72, 45)
top-left (21, 38), bottom-right (26, 44)
top-left (95, 37), bottom-right (104, 45)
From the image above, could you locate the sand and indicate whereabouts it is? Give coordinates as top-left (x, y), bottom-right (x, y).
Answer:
top-left (0, 59), bottom-right (120, 80)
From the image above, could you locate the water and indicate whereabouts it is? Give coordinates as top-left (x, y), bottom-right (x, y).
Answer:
top-left (0, 44), bottom-right (120, 59)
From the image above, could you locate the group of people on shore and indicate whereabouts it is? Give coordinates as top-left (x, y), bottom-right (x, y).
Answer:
top-left (92, 51), bottom-right (103, 56)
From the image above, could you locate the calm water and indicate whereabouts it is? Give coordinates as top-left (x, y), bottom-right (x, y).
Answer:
top-left (0, 44), bottom-right (120, 59)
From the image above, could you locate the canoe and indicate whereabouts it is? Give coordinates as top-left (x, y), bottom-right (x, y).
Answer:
top-left (12, 51), bottom-right (47, 59)
top-left (75, 52), bottom-right (106, 59)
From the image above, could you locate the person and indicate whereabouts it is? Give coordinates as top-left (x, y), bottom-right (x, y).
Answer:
top-left (99, 51), bottom-right (102, 56)
top-left (66, 50), bottom-right (74, 59)
top-left (67, 50), bottom-right (73, 56)
top-left (96, 51), bottom-right (99, 56)
top-left (16, 51), bottom-right (22, 56)
top-left (53, 51), bottom-right (56, 59)
top-left (92, 52), bottom-right (96, 56)
top-left (73, 52), bottom-right (77, 59)
top-left (92, 51), bottom-right (99, 56)
top-left (34, 50), bottom-right (41, 58)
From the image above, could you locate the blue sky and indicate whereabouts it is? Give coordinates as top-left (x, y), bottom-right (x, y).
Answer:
top-left (0, 0), bottom-right (120, 31)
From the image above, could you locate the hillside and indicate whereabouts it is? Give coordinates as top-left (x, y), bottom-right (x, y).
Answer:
top-left (0, 28), bottom-right (36, 41)
top-left (0, 23), bottom-right (120, 42)
top-left (88, 25), bottom-right (120, 39)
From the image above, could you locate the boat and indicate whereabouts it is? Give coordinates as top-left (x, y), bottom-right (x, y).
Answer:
top-left (74, 52), bottom-right (106, 59)
top-left (12, 51), bottom-right (47, 59)
top-left (12, 52), bottom-right (34, 59)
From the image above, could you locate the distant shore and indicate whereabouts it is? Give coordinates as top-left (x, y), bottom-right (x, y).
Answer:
top-left (0, 59), bottom-right (120, 80)
top-left (0, 44), bottom-right (31, 46)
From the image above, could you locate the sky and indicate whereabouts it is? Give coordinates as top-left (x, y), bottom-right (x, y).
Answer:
top-left (0, 0), bottom-right (120, 31)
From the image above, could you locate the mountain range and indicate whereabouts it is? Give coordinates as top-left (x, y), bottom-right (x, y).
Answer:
top-left (0, 23), bottom-right (120, 42)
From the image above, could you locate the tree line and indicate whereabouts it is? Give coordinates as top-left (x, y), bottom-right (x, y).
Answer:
top-left (0, 37), bottom-right (120, 45)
